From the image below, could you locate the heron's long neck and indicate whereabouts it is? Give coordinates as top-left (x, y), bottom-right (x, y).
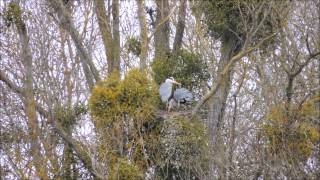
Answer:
top-left (168, 83), bottom-right (174, 100)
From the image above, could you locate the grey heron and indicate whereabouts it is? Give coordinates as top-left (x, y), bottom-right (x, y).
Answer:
top-left (159, 77), bottom-right (193, 112)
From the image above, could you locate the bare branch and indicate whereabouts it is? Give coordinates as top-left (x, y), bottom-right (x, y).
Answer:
top-left (148, 5), bottom-right (177, 41)
top-left (0, 70), bottom-right (105, 179)
top-left (192, 33), bottom-right (276, 116)
top-left (0, 71), bottom-right (24, 96)
top-left (173, 0), bottom-right (187, 52)
top-left (49, 0), bottom-right (100, 89)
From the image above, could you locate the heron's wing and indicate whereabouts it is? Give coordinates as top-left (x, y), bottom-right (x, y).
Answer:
top-left (159, 82), bottom-right (173, 102)
top-left (173, 88), bottom-right (193, 102)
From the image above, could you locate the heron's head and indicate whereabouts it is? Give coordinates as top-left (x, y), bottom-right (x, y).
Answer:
top-left (165, 77), bottom-right (181, 86)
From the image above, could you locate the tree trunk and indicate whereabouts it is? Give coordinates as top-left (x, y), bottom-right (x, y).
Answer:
top-left (227, 94), bottom-right (237, 180)
top-left (207, 35), bottom-right (239, 179)
top-left (59, 28), bottom-right (76, 179)
top-left (50, 0), bottom-right (100, 89)
top-left (93, 0), bottom-right (120, 75)
top-left (316, 4), bottom-right (320, 180)
top-left (112, 0), bottom-right (120, 74)
top-left (93, 0), bottom-right (114, 74)
top-left (62, 139), bottom-right (75, 179)
top-left (285, 75), bottom-right (294, 111)
top-left (173, 0), bottom-right (186, 53)
top-left (154, 0), bottom-right (170, 60)
top-left (208, 35), bottom-right (238, 143)
top-left (0, 69), bottom-right (105, 178)
top-left (136, 0), bottom-right (148, 71)
top-left (12, 2), bottom-right (49, 179)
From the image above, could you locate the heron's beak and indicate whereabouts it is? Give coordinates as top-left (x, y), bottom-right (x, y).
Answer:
top-left (172, 80), bottom-right (181, 86)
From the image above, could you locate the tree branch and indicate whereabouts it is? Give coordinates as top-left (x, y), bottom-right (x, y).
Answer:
top-left (0, 71), bottom-right (105, 179)
top-left (0, 71), bottom-right (24, 96)
top-left (191, 33), bottom-right (276, 116)
top-left (148, 4), bottom-right (177, 41)
top-left (173, 0), bottom-right (186, 52)
top-left (49, 0), bottom-right (100, 89)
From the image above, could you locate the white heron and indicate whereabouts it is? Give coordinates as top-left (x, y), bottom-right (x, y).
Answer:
top-left (159, 77), bottom-right (193, 112)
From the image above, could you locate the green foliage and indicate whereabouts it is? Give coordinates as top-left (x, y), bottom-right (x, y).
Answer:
top-left (89, 69), bottom-right (158, 126)
top-left (198, 0), bottom-right (242, 39)
top-left (151, 116), bottom-right (210, 179)
top-left (3, 2), bottom-right (31, 28)
top-left (89, 69), bottom-right (158, 176)
top-left (262, 95), bottom-right (320, 163)
top-left (119, 70), bottom-right (158, 118)
top-left (89, 72), bottom-right (121, 126)
top-left (198, 0), bottom-right (279, 42)
top-left (3, 2), bottom-right (22, 27)
top-left (89, 69), bottom-right (210, 178)
top-left (54, 103), bottom-right (87, 130)
top-left (152, 49), bottom-right (209, 92)
top-left (126, 37), bottom-right (141, 56)
top-left (108, 158), bottom-right (144, 180)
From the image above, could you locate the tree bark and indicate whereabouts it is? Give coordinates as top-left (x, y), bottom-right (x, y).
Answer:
top-left (93, 0), bottom-right (113, 74)
top-left (62, 143), bottom-right (73, 179)
top-left (12, 2), bottom-right (49, 179)
top-left (207, 35), bottom-right (239, 179)
top-left (112, 0), bottom-right (120, 74)
top-left (50, 0), bottom-right (100, 89)
top-left (93, 0), bottom-right (120, 75)
top-left (173, 0), bottom-right (186, 53)
top-left (154, 0), bottom-right (170, 60)
top-left (192, 33), bottom-right (276, 116)
top-left (0, 71), bottom-right (105, 179)
top-left (136, 0), bottom-right (148, 71)
top-left (208, 36), bottom-right (238, 143)
top-left (228, 94), bottom-right (237, 180)
top-left (59, 28), bottom-right (76, 179)
top-left (227, 72), bottom-right (244, 179)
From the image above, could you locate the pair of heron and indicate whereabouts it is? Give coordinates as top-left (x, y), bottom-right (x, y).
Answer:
top-left (159, 77), bottom-right (193, 112)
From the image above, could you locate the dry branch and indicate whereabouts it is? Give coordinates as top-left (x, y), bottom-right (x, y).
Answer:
top-left (191, 33), bottom-right (276, 116)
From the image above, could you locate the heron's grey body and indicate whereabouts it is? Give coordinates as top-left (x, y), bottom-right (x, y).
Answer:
top-left (159, 78), bottom-right (193, 112)
top-left (159, 82), bottom-right (173, 103)
top-left (173, 88), bottom-right (193, 104)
